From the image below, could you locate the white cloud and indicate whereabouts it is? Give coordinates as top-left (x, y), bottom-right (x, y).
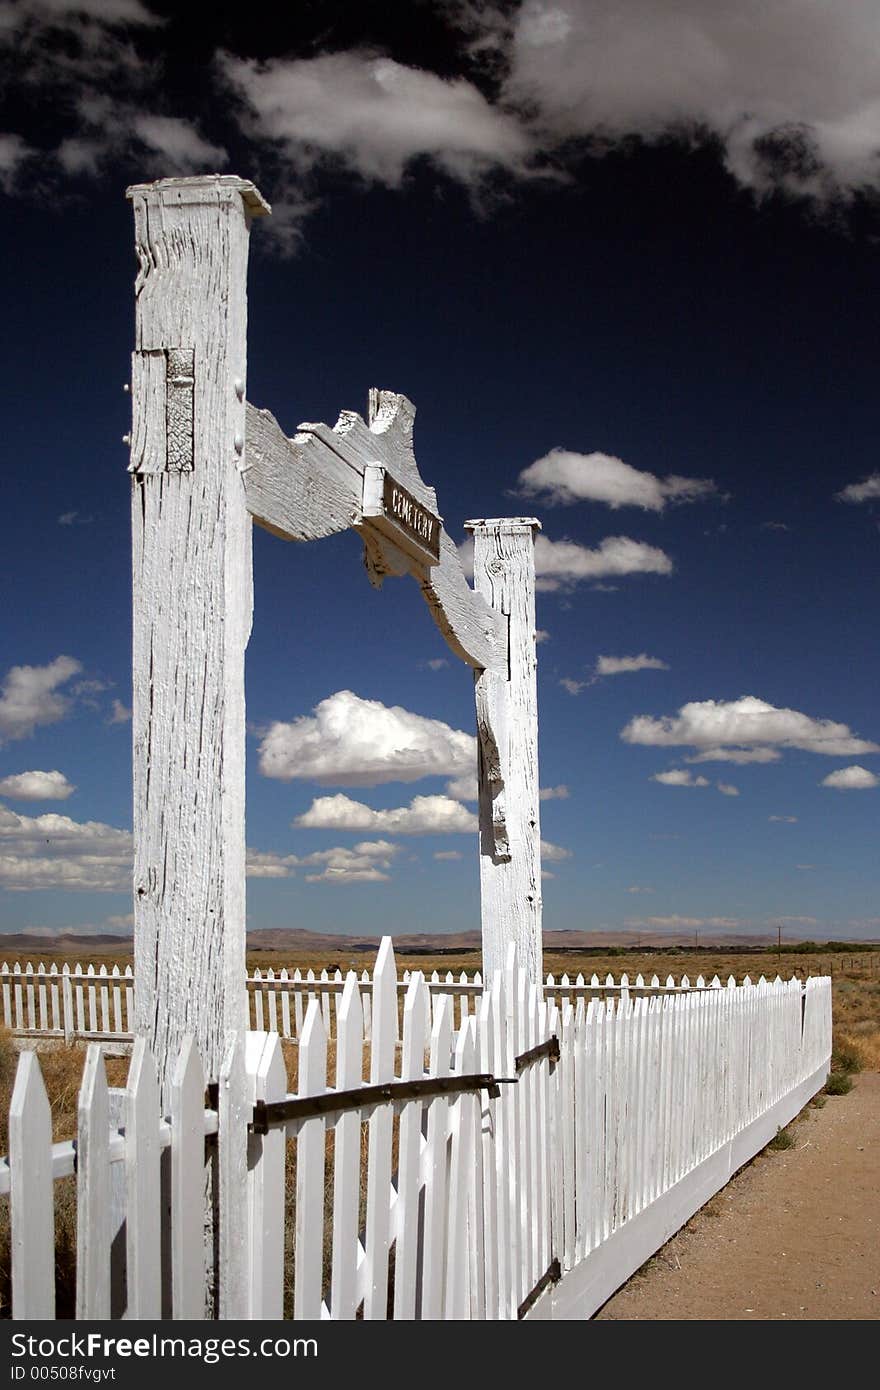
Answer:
top-left (626, 885), bottom-right (654, 895)
top-left (623, 696), bottom-right (878, 758)
top-left (445, 773), bottom-right (478, 802)
top-left (294, 793), bottom-right (478, 836)
top-left (0, 770), bottom-right (75, 802)
top-left (131, 115), bottom-right (227, 169)
top-left (0, 656), bottom-right (82, 743)
top-left (651, 769), bottom-right (710, 788)
top-left (625, 916), bottom-right (744, 930)
top-left (541, 838), bottom-right (571, 861)
top-left (434, 850), bottom-right (463, 861)
top-left (518, 448), bottom-right (717, 510)
top-left (769, 815), bottom-right (798, 823)
top-left (219, 49), bottom-right (535, 190)
top-left (540, 784), bottom-right (569, 801)
top-left (300, 840), bottom-right (401, 884)
top-left (821, 765), bottom-right (879, 790)
top-left (837, 473), bottom-right (880, 503)
top-left (534, 534), bottom-right (673, 589)
top-left (0, 133), bottom-right (35, 192)
top-left (425, 658), bottom-right (449, 671)
top-left (560, 678), bottom-right (587, 696)
top-left (246, 849), bottom-right (299, 880)
top-left (716, 782), bottom-right (740, 797)
top-left (0, 803), bottom-right (132, 891)
top-left (496, 0), bottom-right (880, 205)
top-left (535, 629), bottom-right (551, 644)
top-left (246, 839), bottom-right (402, 883)
top-left (108, 699), bottom-right (132, 725)
top-left (596, 654), bottom-right (669, 677)
top-left (259, 690), bottom-right (476, 788)
top-left (687, 746), bottom-right (781, 764)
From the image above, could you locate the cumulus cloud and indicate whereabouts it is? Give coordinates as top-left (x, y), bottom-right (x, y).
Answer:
top-left (518, 449), bottom-right (717, 510)
top-left (651, 769), bottom-right (710, 788)
top-left (0, 770), bottom-right (75, 801)
top-left (687, 746), bottom-right (781, 764)
top-left (294, 793), bottom-right (478, 835)
top-left (837, 473), bottom-right (880, 503)
top-left (444, 773), bottom-right (478, 802)
top-left (218, 49), bottom-right (535, 188)
top-left (434, 850), bottom-right (463, 861)
top-left (821, 765), bottom-right (879, 790)
top-left (300, 841), bottom-right (401, 884)
top-left (0, 656), bottom-right (82, 743)
top-left (560, 678), bottom-right (588, 696)
top-left (623, 696), bottom-right (879, 758)
top-left (245, 849), bottom-right (299, 879)
top-left (246, 839), bottom-right (402, 883)
top-left (259, 690), bottom-right (476, 788)
top-left (0, 803), bottom-right (132, 891)
top-left (716, 782), bottom-right (740, 797)
top-left (536, 629), bottom-right (551, 644)
top-left (534, 534), bottom-right (673, 590)
top-left (596, 654), bottom-right (669, 677)
top-left (769, 815), bottom-right (798, 823)
top-left (495, 0), bottom-right (880, 205)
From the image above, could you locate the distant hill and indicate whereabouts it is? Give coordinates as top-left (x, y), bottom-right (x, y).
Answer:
top-left (2, 925), bottom-right (874, 959)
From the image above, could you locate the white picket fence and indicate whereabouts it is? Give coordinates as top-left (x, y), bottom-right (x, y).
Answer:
top-left (1, 959), bottom-right (815, 1045)
top-left (0, 939), bottom-right (832, 1321)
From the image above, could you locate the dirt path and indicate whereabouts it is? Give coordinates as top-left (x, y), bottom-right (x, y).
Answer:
top-left (595, 1073), bottom-right (880, 1320)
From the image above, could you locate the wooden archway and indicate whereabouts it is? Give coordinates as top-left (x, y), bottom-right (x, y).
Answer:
top-left (127, 175), bottom-right (543, 1095)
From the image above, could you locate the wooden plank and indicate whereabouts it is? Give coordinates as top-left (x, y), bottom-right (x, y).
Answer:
top-left (294, 1005), bottom-right (327, 1320)
top-left (9, 1052), bottom-right (55, 1319)
top-left (170, 1035), bottom-right (206, 1319)
top-left (468, 519), bottom-right (543, 983)
top-left (218, 1034), bottom-right (250, 1320)
top-left (247, 1032), bottom-right (287, 1319)
top-left (420, 992), bottom-right (453, 1318)
top-left (125, 1038), bottom-right (162, 1319)
top-left (363, 938), bottom-right (397, 1319)
top-left (478, 982), bottom-right (501, 1318)
top-left (76, 1045), bottom-right (111, 1318)
top-left (128, 176), bottom-right (267, 1102)
top-left (444, 1017), bottom-right (477, 1318)
top-left (243, 392), bottom-right (507, 673)
top-left (330, 974), bottom-right (365, 1320)
top-left (393, 972), bottom-right (429, 1320)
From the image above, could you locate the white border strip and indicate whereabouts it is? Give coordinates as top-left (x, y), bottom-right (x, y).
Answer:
top-left (526, 1059), bottom-right (830, 1320)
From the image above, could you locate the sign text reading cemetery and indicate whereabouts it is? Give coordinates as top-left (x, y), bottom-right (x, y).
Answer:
top-left (361, 464), bottom-right (442, 566)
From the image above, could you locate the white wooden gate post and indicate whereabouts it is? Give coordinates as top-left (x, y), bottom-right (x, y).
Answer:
top-left (465, 519), bottom-right (543, 983)
top-left (127, 175), bottom-right (269, 1100)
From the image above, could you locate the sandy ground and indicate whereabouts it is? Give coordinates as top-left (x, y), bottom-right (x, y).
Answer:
top-left (595, 1072), bottom-right (880, 1321)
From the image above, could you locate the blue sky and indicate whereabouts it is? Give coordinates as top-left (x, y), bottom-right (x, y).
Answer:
top-left (1, 1), bottom-right (878, 942)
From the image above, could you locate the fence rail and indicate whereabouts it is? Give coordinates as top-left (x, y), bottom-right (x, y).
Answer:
top-left (1, 960), bottom-right (823, 1045)
top-left (0, 938), bottom-right (832, 1321)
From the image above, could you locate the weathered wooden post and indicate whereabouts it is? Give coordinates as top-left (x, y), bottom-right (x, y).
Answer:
top-left (127, 175), bottom-right (269, 1100)
top-left (466, 519), bottom-right (543, 983)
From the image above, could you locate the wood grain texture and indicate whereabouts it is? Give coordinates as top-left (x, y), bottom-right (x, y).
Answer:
top-left (243, 389), bottom-right (507, 673)
top-left (127, 176), bottom-right (267, 1102)
top-left (467, 519), bottom-right (543, 983)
